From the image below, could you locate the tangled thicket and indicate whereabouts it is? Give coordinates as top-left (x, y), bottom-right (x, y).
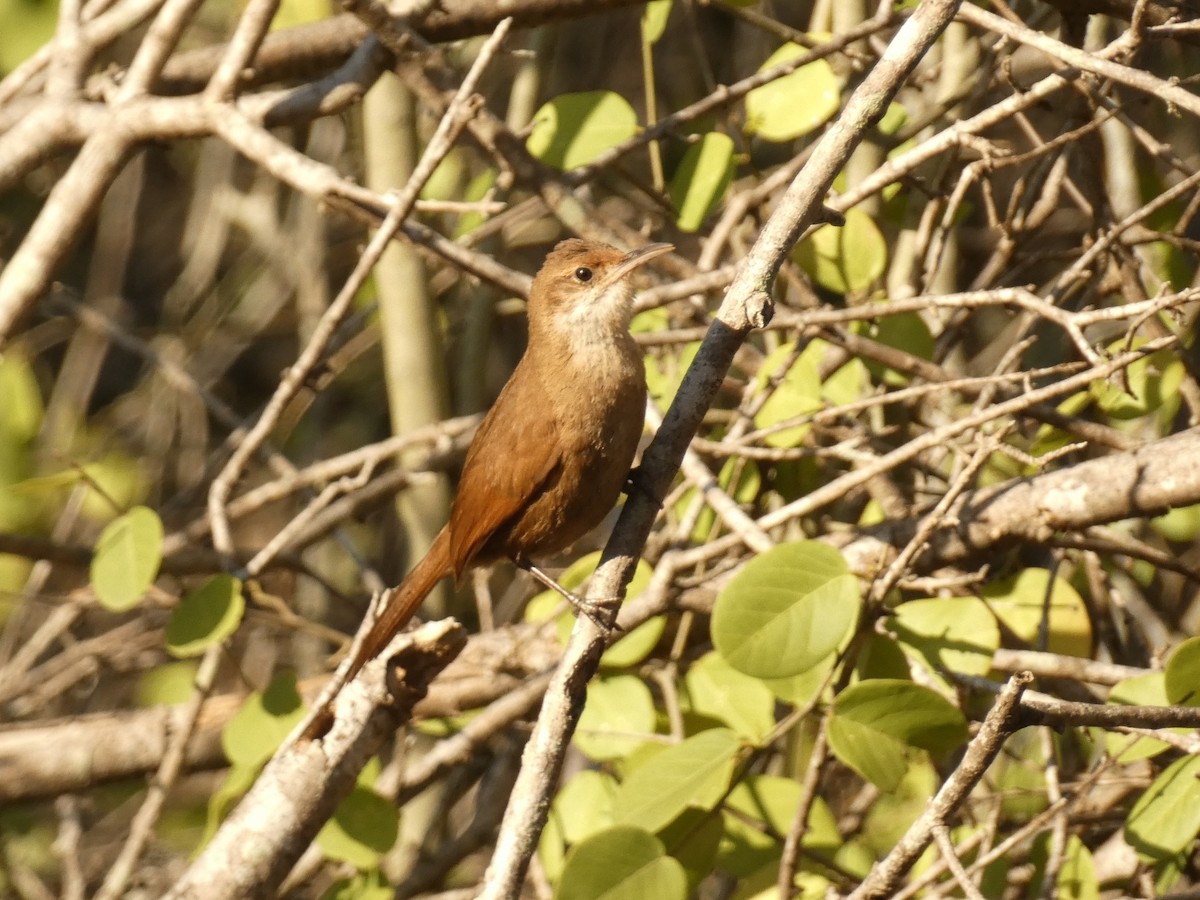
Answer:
top-left (2, 0), bottom-right (1200, 897)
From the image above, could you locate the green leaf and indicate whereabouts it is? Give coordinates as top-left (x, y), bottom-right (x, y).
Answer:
top-left (641, 0), bottom-right (671, 43)
top-left (744, 43), bottom-right (840, 142)
top-left (829, 680), bottom-right (968, 790)
top-left (553, 771), bottom-right (620, 846)
top-left (981, 568), bottom-right (1092, 657)
top-left (752, 342), bottom-right (823, 448)
top-left (892, 596), bottom-right (999, 677)
top-left (527, 91), bottom-right (638, 171)
top-left (322, 870), bottom-right (394, 900)
top-left (852, 311), bottom-right (935, 387)
top-left (645, 341), bottom-right (700, 410)
top-left (793, 207), bottom-right (887, 294)
top-left (613, 729), bottom-right (740, 834)
top-left (0, 352), bottom-right (43, 442)
top-left (1164, 636), bottom-right (1200, 706)
top-left (136, 660), bottom-right (199, 707)
top-left (718, 776), bottom-right (841, 876)
top-left (1152, 503), bottom-right (1200, 543)
top-left (681, 457), bottom-right (760, 545)
top-left (222, 673), bottom-right (306, 769)
top-left (1105, 673), bottom-right (1179, 762)
top-left (557, 825), bottom-right (687, 900)
top-left (683, 652), bottom-right (776, 741)
top-left (1030, 833), bottom-right (1099, 900)
top-left (668, 132), bottom-right (734, 233)
top-left (712, 541), bottom-right (859, 679)
top-left (166, 575), bottom-right (245, 657)
top-left (1125, 754), bottom-right (1200, 861)
top-left (317, 785), bottom-right (399, 868)
top-left (1090, 340), bottom-right (1184, 419)
top-left (90, 506), bottom-right (163, 611)
top-left (575, 675), bottom-right (657, 761)
top-left (827, 715), bottom-right (909, 791)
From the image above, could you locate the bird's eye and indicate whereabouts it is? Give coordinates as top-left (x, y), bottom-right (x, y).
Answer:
top-left (574, 267), bottom-right (593, 282)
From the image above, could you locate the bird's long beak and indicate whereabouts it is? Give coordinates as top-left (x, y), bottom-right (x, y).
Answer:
top-left (604, 242), bottom-right (674, 286)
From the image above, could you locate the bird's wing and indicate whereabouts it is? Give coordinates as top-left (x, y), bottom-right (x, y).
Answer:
top-left (447, 366), bottom-right (562, 578)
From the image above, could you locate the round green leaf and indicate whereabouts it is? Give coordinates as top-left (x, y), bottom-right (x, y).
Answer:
top-left (558, 825), bottom-right (686, 900)
top-left (1031, 833), bottom-right (1099, 900)
top-left (718, 776), bottom-right (841, 876)
top-left (829, 680), bottom-right (967, 790)
top-left (1105, 672), bottom-right (1177, 762)
top-left (317, 785), bottom-right (399, 868)
top-left (90, 505), bottom-right (163, 611)
top-left (684, 652), bottom-right (776, 741)
top-left (166, 574), bottom-right (245, 658)
top-left (712, 541), bottom-right (859, 679)
top-left (892, 596), bottom-right (999, 677)
top-left (793, 207), bottom-right (887, 294)
top-left (641, 0), bottom-right (671, 43)
top-left (1125, 754), bottom-right (1200, 861)
top-left (981, 568), bottom-right (1092, 657)
top-left (553, 770), bottom-right (619, 846)
top-left (1090, 341), bottom-right (1184, 420)
top-left (645, 341), bottom-right (700, 410)
top-left (834, 679), bottom-right (967, 754)
top-left (222, 672), bottom-right (306, 768)
top-left (1152, 503), bottom-right (1200, 543)
top-left (613, 729), bottom-right (740, 834)
top-left (752, 342), bottom-right (823, 448)
top-left (827, 714), bottom-right (909, 792)
top-left (1165, 636), bottom-right (1200, 706)
top-left (744, 43), bottom-right (840, 142)
top-left (0, 352), bottom-right (43, 442)
top-left (575, 675), bottom-right (657, 761)
top-left (526, 91), bottom-right (638, 171)
top-left (668, 132), bottom-right (734, 233)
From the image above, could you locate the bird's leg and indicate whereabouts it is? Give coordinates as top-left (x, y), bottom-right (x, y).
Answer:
top-left (517, 558), bottom-right (624, 634)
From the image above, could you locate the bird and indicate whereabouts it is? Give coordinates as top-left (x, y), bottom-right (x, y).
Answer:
top-left (330, 238), bottom-right (673, 702)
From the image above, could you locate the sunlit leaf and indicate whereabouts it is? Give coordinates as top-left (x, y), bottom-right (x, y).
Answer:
top-left (641, 0), bottom-right (672, 43)
top-left (713, 541), bottom-right (859, 679)
top-left (794, 207), bottom-right (887, 294)
top-left (981, 568), bottom-right (1092, 657)
top-left (613, 729), bottom-right (740, 834)
top-left (527, 91), bottom-right (638, 171)
top-left (1125, 754), bottom-right (1200, 861)
top-left (745, 43), bottom-right (840, 142)
top-left (222, 673), bottom-right (306, 769)
top-left (683, 652), bottom-right (775, 741)
top-left (558, 825), bottom-right (687, 900)
top-left (752, 342), bottom-right (823, 448)
top-left (668, 132), bottom-right (734, 232)
top-left (828, 680), bottom-right (968, 791)
top-left (575, 675), bottom-right (657, 761)
top-left (166, 574), bottom-right (244, 657)
top-left (892, 596), bottom-right (999, 677)
top-left (90, 506), bottom-right (163, 611)
top-left (317, 785), bottom-right (399, 868)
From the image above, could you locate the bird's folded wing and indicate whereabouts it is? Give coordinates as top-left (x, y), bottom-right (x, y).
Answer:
top-left (447, 372), bottom-right (562, 578)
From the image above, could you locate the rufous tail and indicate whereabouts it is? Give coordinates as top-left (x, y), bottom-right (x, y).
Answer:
top-left (340, 525), bottom-right (453, 686)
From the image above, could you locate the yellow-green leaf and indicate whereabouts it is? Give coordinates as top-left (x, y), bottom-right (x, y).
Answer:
top-left (668, 132), bottom-right (734, 233)
top-left (166, 575), bottom-right (245, 658)
top-left (745, 43), bottom-right (840, 142)
top-left (90, 506), bottom-right (163, 611)
top-left (527, 91), bottom-right (638, 171)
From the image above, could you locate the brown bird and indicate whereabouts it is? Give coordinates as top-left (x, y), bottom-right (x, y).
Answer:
top-left (339, 238), bottom-right (672, 690)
